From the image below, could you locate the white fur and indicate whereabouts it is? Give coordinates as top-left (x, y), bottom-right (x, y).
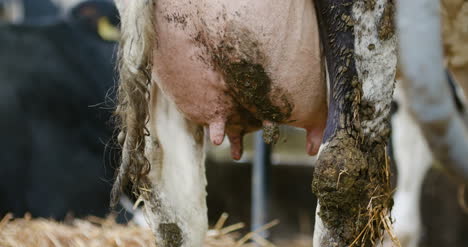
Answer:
top-left (313, 200), bottom-right (326, 247)
top-left (353, 0), bottom-right (397, 139)
top-left (313, 1), bottom-right (397, 245)
top-left (143, 87), bottom-right (207, 247)
top-left (114, 0), bottom-right (208, 245)
top-left (397, 0), bottom-right (468, 179)
top-left (112, 0), bottom-right (127, 14)
top-left (382, 84), bottom-right (433, 247)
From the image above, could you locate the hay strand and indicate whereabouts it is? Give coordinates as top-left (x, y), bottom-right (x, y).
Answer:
top-left (0, 214), bottom-right (286, 247)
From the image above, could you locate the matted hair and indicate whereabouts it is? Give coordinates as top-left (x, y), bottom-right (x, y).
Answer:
top-left (111, 0), bottom-right (156, 207)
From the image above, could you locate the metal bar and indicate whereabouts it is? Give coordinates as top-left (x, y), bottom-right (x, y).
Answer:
top-left (251, 131), bottom-right (272, 239)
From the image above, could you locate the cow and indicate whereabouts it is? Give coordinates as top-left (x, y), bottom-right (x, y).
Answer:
top-left (387, 0), bottom-right (468, 246)
top-left (387, 76), bottom-right (466, 247)
top-left (111, 0), bottom-right (397, 246)
top-left (0, 0), bottom-right (120, 219)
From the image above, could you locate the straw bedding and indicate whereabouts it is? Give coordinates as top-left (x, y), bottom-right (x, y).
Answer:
top-left (0, 213), bottom-right (311, 247)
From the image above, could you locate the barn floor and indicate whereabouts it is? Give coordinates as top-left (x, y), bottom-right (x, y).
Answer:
top-left (0, 214), bottom-right (312, 247)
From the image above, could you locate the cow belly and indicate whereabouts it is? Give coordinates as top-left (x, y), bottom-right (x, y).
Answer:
top-left (151, 0), bottom-right (326, 155)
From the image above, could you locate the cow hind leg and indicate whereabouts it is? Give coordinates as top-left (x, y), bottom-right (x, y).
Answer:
top-left (382, 84), bottom-right (432, 247)
top-left (142, 88), bottom-right (207, 247)
top-left (312, 0), bottom-right (397, 245)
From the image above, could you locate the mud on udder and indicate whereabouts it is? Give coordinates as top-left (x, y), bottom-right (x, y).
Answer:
top-left (197, 22), bottom-right (293, 124)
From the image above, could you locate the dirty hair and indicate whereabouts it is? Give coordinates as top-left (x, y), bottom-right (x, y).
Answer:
top-left (111, 0), bottom-right (156, 207)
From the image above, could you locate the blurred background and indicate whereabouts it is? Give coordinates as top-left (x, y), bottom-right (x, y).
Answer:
top-left (0, 0), bottom-right (467, 246)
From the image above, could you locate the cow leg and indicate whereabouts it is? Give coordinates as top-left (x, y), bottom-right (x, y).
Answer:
top-left (382, 83), bottom-right (432, 247)
top-left (142, 87), bottom-right (207, 247)
top-left (312, 0), bottom-right (397, 246)
top-left (112, 1), bottom-right (207, 245)
top-left (398, 0), bottom-right (468, 183)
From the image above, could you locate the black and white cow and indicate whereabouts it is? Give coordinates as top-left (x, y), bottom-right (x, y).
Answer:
top-left (0, 0), bottom-right (120, 220)
top-left (112, 0), bottom-right (397, 246)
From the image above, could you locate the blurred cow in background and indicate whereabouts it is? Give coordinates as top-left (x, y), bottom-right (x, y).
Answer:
top-left (0, 0), bottom-right (120, 220)
top-left (387, 0), bottom-right (468, 246)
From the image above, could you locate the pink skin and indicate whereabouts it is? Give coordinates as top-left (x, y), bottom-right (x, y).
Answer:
top-left (148, 0), bottom-right (327, 159)
top-left (209, 121), bottom-right (226, 146)
top-left (306, 128), bottom-right (324, 156)
top-left (228, 134), bottom-right (243, 161)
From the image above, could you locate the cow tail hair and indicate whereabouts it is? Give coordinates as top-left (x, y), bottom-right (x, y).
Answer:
top-left (111, 0), bottom-right (156, 208)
